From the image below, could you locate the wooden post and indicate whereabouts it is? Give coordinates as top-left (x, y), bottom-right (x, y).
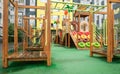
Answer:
top-left (2, 0), bottom-right (9, 68)
top-left (89, 13), bottom-right (93, 56)
top-left (14, 1), bottom-right (18, 55)
top-left (24, 19), bottom-right (29, 48)
top-left (78, 14), bottom-right (80, 32)
top-left (107, 0), bottom-right (113, 62)
top-left (41, 18), bottom-right (45, 49)
top-left (46, 0), bottom-right (51, 66)
top-left (56, 26), bottom-right (58, 44)
top-left (111, 10), bottom-right (114, 58)
top-left (23, 19), bottom-right (26, 51)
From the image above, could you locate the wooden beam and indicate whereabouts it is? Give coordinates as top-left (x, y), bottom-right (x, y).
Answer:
top-left (46, 0), bottom-right (51, 66)
top-left (18, 5), bottom-right (45, 9)
top-left (2, 0), bottom-right (9, 68)
top-left (95, 12), bottom-right (107, 14)
top-left (107, 1), bottom-right (113, 62)
top-left (9, 0), bottom-right (15, 7)
top-left (23, 17), bottom-right (43, 20)
top-left (14, 1), bottom-right (18, 55)
top-left (89, 13), bottom-right (93, 57)
top-left (109, 0), bottom-right (120, 3)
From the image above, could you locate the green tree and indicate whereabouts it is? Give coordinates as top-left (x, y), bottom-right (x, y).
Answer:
top-left (8, 23), bottom-right (23, 42)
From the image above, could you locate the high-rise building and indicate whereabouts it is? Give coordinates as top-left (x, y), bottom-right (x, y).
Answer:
top-left (0, 0), bottom-right (3, 38)
top-left (113, 3), bottom-right (120, 25)
top-left (73, 0), bottom-right (107, 29)
top-left (26, 0), bottom-right (36, 27)
top-left (94, 0), bottom-right (107, 28)
top-left (8, 0), bottom-right (36, 26)
top-left (8, 0), bottom-right (26, 25)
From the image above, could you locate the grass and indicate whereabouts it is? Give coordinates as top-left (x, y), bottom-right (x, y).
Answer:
top-left (0, 44), bottom-right (120, 74)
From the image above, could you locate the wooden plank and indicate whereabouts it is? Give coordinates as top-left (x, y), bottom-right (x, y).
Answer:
top-left (78, 14), bottom-right (80, 31)
top-left (25, 20), bottom-right (28, 48)
top-left (95, 12), bottom-right (107, 14)
top-left (109, 0), bottom-right (120, 3)
top-left (89, 13), bottom-right (93, 56)
top-left (92, 50), bottom-right (107, 56)
top-left (46, 0), bottom-right (51, 66)
top-left (23, 19), bottom-right (26, 51)
top-left (2, 0), bottom-right (9, 68)
top-left (9, 0), bottom-right (15, 7)
top-left (23, 17), bottom-right (43, 20)
top-left (41, 19), bottom-right (45, 50)
top-left (107, 1), bottom-right (113, 62)
top-left (14, 1), bottom-right (18, 55)
top-left (18, 5), bottom-right (45, 9)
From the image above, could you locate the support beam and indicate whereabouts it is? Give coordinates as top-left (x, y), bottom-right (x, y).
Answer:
top-left (2, 0), bottom-right (9, 68)
top-left (18, 5), bottom-right (45, 9)
top-left (109, 0), bottom-right (120, 3)
top-left (89, 13), bottom-right (93, 57)
top-left (46, 0), bottom-right (51, 66)
top-left (14, 1), bottom-right (18, 55)
top-left (95, 11), bottom-right (107, 14)
top-left (107, 1), bottom-right (113, 62)
top-left (9, 0), bottom-right (15, 7)
top-left (23, 17), bottom-right (43, 20)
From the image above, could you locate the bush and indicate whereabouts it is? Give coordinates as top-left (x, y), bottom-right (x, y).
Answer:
top-left (8, 23), bottom-right (23, 42)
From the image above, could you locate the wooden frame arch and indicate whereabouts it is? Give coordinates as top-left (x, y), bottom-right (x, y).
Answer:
top-left (2, 0), bottom-right (51, 68)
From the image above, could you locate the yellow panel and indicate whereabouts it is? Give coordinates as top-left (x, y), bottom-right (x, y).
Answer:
top-left (37, 0), bottom-right (73, 30)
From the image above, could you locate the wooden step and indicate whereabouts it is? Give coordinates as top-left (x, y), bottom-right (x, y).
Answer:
top-left (25, 47), bottom-right (43, 51)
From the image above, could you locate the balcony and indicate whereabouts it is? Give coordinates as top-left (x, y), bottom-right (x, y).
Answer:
top-left (113, 3), bottom-right (120, 9)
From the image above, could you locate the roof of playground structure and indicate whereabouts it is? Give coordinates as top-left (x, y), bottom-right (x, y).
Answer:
top-left (51, 1), bottom-right (107, 13)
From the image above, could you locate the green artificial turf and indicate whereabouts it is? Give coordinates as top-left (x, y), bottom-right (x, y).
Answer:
top-left (1, 44), bottom-right (120, 74)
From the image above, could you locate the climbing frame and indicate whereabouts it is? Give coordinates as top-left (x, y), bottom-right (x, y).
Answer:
top-left (2, 0), bottom-right (51, 68)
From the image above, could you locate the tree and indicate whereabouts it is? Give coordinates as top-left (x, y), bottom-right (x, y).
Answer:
top-left (8, 23), bottom-right (23, 42)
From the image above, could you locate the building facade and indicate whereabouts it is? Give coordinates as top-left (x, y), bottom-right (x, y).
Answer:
top-left (8, 0), bottom-right (36, 26)
top-left (37, 0), bottom-right (73, 30)
top-left (113, 3), bottom-right (120, 25)
top-left (0, 0), bottom-right (3, 38)
top-left (78, 0), bottom-right (107, 29)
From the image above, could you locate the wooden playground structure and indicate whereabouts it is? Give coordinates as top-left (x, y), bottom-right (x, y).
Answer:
top-left (2, 0), bottom-right (120, 68)
top-left (2, 0), bottom-right (51, 68)
top-left (53, 0), bottom-right (120, 62)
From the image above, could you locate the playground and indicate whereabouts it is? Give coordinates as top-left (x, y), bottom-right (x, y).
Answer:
top-left (1, 0), bottom-right (120, 73)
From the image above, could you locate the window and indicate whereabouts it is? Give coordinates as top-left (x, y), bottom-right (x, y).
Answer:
top-left (0, 28), bottom-right (3, 37)
top-left (63, 0), bottom-right (70, 2)
top-left (97, 16), bottom-right (99, 27)
top-left (19, 0), bottom-right (24, 3)
top-left (29, 15), bottom-right (35, 26)
top-left (30, 0), bottom-right (35, 6)
top-left (51, 15), bottom-right (59, 20)
top-left (101, 1), bottom-right (104, 5)
top-left (73, 0), bottom-right (80, 3)
top-left (40, 0), bottom-right (47, 3)
top-left (40, 14), bottom-right (44, 18)
top-left (0, 18), bottom-right (1, 24)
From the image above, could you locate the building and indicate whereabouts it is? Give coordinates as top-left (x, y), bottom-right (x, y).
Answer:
top-left (77, 0), bottom-right (107, 29)
top-left (37, 0), bottom-right (73, 30)
top-left (0, 0), bottom-right (3, 38)
top-left (26, 0), bottom-right (36, 27)
top-left (8, 0), bottom-right (36, 26)
top-left (113, 3), bottom-right (120, 42)
top-left (113, 3), bottom-right (120, 25)
top-left (8, 0), bottom-right (26, 25)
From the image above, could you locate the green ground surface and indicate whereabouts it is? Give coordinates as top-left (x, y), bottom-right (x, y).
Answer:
top-left (0, 44), bottom-right (120, 74)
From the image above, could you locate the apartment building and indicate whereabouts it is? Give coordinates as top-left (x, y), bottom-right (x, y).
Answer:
top-left (0, 0), bottom-right (3, 38)
top-left (37, 0), bottom-right (73, 30)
